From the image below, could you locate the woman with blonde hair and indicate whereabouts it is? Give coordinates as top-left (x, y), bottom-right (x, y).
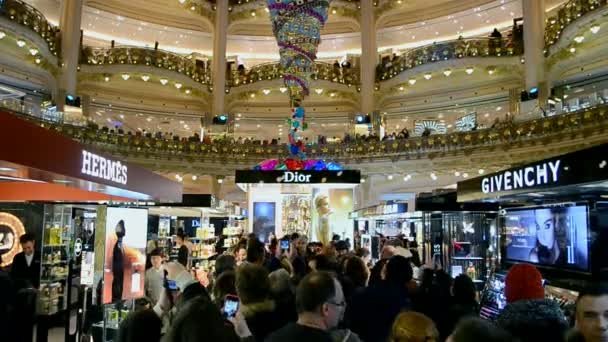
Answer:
top-left (390, 311), bottom-right (439, 342)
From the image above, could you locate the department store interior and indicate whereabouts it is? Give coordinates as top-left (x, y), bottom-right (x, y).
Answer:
top-left (1, 0), bottom-right (608, 341)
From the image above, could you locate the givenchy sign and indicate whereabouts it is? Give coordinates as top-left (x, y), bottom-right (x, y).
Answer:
top-left (81, 150), bottom-right (128, 185)
top-left (481, 160), bottom-right (561, 194)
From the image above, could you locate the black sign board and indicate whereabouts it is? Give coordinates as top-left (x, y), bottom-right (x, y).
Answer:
top-left (235, 170), bottom-right (361, 184)
top-left (458, 143), bottom-right (608, 202)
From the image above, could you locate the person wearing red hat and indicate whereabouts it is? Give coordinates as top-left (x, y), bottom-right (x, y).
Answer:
top-left (496, 263), bottom-right (568, 342)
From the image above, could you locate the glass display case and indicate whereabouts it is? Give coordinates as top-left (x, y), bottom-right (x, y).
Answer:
top-left (39, 204), bottom-right (74, 316)
top-left (423, 211), bottom-right (498, 287)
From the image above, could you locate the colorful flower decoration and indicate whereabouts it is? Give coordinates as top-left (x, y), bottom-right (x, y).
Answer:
top-left (255, 159), bottom-right (343, 171)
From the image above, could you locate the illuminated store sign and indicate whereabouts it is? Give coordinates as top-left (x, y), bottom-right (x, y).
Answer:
top-left (482, 160), bottom-right (561, 194)
top-left (235, 170), bottom-right (361, 184)
top-left (0, 212), bottom-right (26, 267)
top-left (81, 150), bottom-right (128, 185)
top-left (457, 143), bottom-right (608, 202)
top-left (283, 171), bottom-right (312, 183)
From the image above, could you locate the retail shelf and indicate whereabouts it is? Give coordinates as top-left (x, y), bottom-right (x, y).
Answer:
top-left (42, 260), bottom-right (68, 265)
top-left (451, 257), bottom-right (484, 260)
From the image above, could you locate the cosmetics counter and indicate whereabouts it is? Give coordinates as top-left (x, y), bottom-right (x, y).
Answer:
top-left (457, 144), bottom-right (608, 323)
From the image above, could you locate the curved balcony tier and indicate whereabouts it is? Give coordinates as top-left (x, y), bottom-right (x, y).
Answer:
top-left (0, 0), bottom-right (59, 55)
top-left (545, 0), bottom-right (607, 51)
top-left (376, 34), bottom-right (523, 82)
top-left (227, 61), bottom-right (361, 88)
top-left (8, 105), bottom-right (607, 169)
top-left (80, 46), bottom-right (212, 85)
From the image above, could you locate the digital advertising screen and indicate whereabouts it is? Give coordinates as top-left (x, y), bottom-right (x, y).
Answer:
top-left (504, 205), bottom-right (589, 271)
top-left (103, 207), bottom-right (148, 304)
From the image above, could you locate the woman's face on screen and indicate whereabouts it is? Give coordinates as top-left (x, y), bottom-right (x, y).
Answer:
top-left (537, 216), bottom-right (556, 248)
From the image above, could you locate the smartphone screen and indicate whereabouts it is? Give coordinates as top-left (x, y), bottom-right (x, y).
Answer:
top-left (223, 295), bottom-right (239, 318)
top-left (280, 240), bottom-right (290, 250)
top-left (166, 280), bottom-right (178, 291)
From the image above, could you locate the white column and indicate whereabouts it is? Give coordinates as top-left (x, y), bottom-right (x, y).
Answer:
top-left (360, 0), bottom-right (377, 114)
top-left (523, 0), bottom-right (545, 90)
top-left (212, 1), bottom-right (228, 117)
top-left (59, 0), bottom-right (83, 97)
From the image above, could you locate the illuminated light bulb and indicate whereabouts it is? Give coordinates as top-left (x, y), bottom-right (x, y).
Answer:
top-left (455, 171), bottom-right (461, 177)
top-left (387, 174), bottom-right (393, 180)
top-left (217, 178), bottom-right (224, 184)
top-left (104, 76), bottom-right (110, 82)
top-left (330, 92), bottom-right (336, 97)
top-left (478, 169), bottom-right (485, 175)
top-left (279, 87), bottom-right (287, 93)
top-left (408, 78), bottom-right (416, 85)
top-left (465, 67), bottom-right (474, 75)
top-left (361, 178), bottom-right (366, 183)
top-left (160, 78), bottom-right (168, 85)
top-left (29, 48), bottom-right (38, 56)
top-left (262, 89), bottom-right (271, 95)
top-left (121, 73), bottom-right (130, 80)
top-left (265, 8), bottom-right (269, 12)
top-left (463, 173), bottom-right (469, 178)
top-left (250, 10), bottom-right (256, 16)
top-left (0, 31), bottom-right (6, 39)
top-left (192, 175), bottom-right (197, 181)
top-left (570, 47), bottom-right (576, 53)
top-left (574, 36), bottom-right (585, 43)
top-left (423, 73), bottom-right (432, 80)
top-left (141, 75), bottom-right (150, 82)
top-left (443, 69), bottom-right (452, 77)
top-left (185, 89), bottom-right (191, 94)
top-left (174, 82), bottom-right (182, 89)
top-left (430, 173), bottom-right (438, 181)
top-left (250, 93), bottom-right (256, 98)
top-left (487, 67), bottom-right (496, 75)
top-left (16, 39), bottom-right (26, 47)
top-left (332, 9), bottom-right (337, 14)
top-left (315, 88), bottom-right (323, 94)
top-left (590, 25), bottom-right (600, 34)
top-left (35, 58), bottom-right (41, 64)
top-left (399, 86), bottom-right (404, 91)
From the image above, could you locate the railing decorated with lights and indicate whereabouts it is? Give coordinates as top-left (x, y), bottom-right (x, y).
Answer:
top-left (205, 0), bottom-right (360, 7)
top-left (80, 46), bottom-right (212, 85)
top-left (376, 33), bottom-right (523, 82)
top-left (544, 0), bottom-right (607, 51)
top-left (227, 61), bottom-right (360, 88)
top-left (6, 104), bottom-right (607, 163)
top-left (0, 0), bottom-right (60, 55)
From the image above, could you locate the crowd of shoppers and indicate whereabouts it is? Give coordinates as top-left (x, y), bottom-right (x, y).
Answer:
top-left (1, 231), bottom-right (607, 342)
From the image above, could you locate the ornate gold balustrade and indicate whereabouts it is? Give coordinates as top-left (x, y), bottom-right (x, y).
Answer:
top-left (80, 46), bottom-right (212, 85)
top-left (377, 33), bottom-right (523, 81)
top-left (7, 105), bottom-right (606, 163)
top-left (0, 0), bottom-right (59, 55)
top-left (227, 61), bottom-right (360, 88)
top-left (545, 0), bottom-right (607, 50)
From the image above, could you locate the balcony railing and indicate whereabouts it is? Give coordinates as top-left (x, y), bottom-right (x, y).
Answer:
top-left (544, 0), bottom-right (607, 50)
top-left (227, 61), bottom-right (361, 88)
top-left (6, 104), bottom-right (606, 163)
top-left (80, 46), bottom-right (212, 85)
top-left (0, 0), bottom-right (60, 55)
top-left (376, 33), bottom-right (523, 82)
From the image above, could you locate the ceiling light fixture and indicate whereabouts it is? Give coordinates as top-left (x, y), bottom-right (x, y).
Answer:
top-left (16, 39), bottom-right (26, 47)
top-left (279, 87), bottom-right (287, 93)
top-left (250, 93), bottom-right (256, 98)
top-left (590, 25), bottom-right (600, 34)
top-left (160, 78), bottom-right (168, 85)
top-left (430, 173), bottom-right (438, 181)
top-left (192, 175), bottom-right (197, 181)
top-left (570, 47), bottom-right (577, 53)
top-left (443, 69), bottom-right (452, 77)
top-left (463, 173), bottom-right (469, 178)
top-left (0, 31), bottom-right (6, 39)
top-left (35, 58), bottom-right (41, 64)
top-left (104, 76), bottom-right (110, 82)
top-left (174, 83), bottom-right (182, 89)
top-left (487, 67), bottom-right (496, 75)
top-left (399, 86), bottom-right (404, 91)
top-left (262, 89), bottom-right (271, 95)
top-left (423, 73), bottom-right (432, 80)
top-left (0, 167), bottom-right (16, 172)
top-left (29, 48), bottom-right (38, 56)
top-left (478, 169), bottom-right (485, 175)
top-left (387, 174), bottom-right (394, 180)
top-left (408, 78), bottom-right (416, 85)
top-left (141, 75), bottom-right (150, 82)
top-left (178, 0), bottom-right (185, 3)
top-left (465, 67), bottom-right (474, 75)
top-left (454, 171), bottom-right (461, 177)
top-left (185, 89), bottom-right (191, 94)
top-left (315, 88), bottom-right (324, 94)
top-left (121, 73), bottom-right (130, 80)
top-left (574, 36), bottom-right (585, 43)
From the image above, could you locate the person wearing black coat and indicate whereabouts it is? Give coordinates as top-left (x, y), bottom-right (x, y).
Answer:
top-left (346, 256), bottom-right (413, 342)
top-left (10, 234), bottom-right (41, 290)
